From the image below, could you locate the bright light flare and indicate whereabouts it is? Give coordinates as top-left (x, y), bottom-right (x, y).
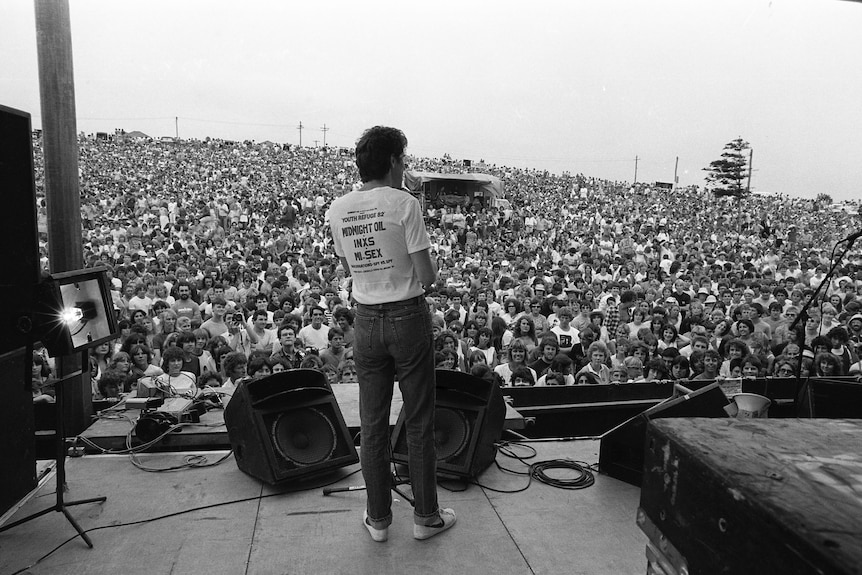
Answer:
top-left (60, 307), bottom-right (83, 325)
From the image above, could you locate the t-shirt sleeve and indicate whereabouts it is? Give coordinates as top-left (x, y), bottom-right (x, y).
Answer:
top-left (402, 196), bottom-right (431, 254)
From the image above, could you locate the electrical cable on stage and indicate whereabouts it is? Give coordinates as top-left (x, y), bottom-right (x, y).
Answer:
top-left (437, 440), bottom-right (597, 494)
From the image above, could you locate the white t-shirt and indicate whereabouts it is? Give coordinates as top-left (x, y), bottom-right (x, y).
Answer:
top-left (298, 324), bottom-right (330, 351)
top-left (328, 186), bottom-right (431, 305)
top-left (551, 325), bottom-right (580, 352)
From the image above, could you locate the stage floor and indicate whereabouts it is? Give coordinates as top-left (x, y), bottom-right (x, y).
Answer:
top-left (0, 440), bottom-right (646, 575)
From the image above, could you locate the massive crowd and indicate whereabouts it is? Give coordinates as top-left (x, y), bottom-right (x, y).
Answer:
top-left (29, 132), bottom-right (862, 403)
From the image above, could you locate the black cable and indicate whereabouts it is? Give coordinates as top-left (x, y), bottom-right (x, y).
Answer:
top-left (7, 468), bottom-right (362, 575)
top-left (444, 440), bottom-right (597, 494)
top-left (530, 459), bottom-right (596, 490)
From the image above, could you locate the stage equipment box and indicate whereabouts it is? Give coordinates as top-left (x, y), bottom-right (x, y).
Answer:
top-left (638, 418), bottom-right (862, 575)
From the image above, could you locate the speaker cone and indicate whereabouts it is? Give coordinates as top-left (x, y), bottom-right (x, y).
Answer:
top-left (434, 407), bottom-right (470, 461)
top-left (271, 408), bottom-right (336, 466)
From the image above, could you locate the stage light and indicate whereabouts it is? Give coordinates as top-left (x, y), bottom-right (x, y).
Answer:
top-left (60, 306), bottom-right (83, 324)
top-left (34, 268), bottom-right (119, 357)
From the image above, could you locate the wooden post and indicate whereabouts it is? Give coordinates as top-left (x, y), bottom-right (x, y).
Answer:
top-left (35, 0), bottom-right (83, 272)
top-left (34, 0), bottom-right (90, 434)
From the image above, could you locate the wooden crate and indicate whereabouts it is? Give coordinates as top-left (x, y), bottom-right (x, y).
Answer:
top-left (639, 419), bottom-right (862, 575)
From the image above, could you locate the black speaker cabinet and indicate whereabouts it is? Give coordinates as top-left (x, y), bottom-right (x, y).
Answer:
top-left (0, 105), bottom-right (40, 353)
top-left (391, 370), bottom-right (506, 479)
top-left (799, 377), bottom-right (862, 419)
top-left (224, 369), bottom-right (358, 485)
top-left (599, 382), bottom-right (730, 487)
top-left (0, 105), bottom-right (39, 517)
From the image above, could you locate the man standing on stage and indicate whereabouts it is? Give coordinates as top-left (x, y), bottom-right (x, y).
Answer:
top-left (328, 126), bottom-right (456, 543)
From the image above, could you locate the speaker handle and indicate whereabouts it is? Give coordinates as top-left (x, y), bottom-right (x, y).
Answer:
top-left (251, 386), bottom-right (333, 409)
top-left (245, 369), bottom-right (330, 401)
top-left (435, 369), bottom-right (496, 402)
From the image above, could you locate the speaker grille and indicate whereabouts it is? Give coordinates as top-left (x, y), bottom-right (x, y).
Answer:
top-left (434, 407), bottom-right (470, 462)
top-left (271, 408), bottom-right (337, 466)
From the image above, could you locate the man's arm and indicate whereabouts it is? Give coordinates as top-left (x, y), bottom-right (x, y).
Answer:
top-left (409, 248), bottom-right (437, 290)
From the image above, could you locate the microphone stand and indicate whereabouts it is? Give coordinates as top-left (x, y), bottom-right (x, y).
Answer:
top-left (322, 471), bottom-right (414, 506)
top-left (788, 236), bottom-right (855, 413)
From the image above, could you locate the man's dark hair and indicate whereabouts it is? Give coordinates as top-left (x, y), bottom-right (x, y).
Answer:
top-left (355, 126), bottom-right (407, 183)
top-left (176, 332), bottom-right (197, 346)
top-left (333, 307), bottom-right (354, 325)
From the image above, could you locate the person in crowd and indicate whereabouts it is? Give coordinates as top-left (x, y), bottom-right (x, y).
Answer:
top-left (97, 370), bottom-right (126, 401)
top-left (529, 336), bottom-right (561, 378)
top-left (338, 358), bottom-right (358, 383)
top-left (320, 327), bottom-right (348, 371)
top-left (472, 326), bottom-right (497, 367)
top-left (535, 354), bottom-right (575, 386)
top-left (297, 306), bottom-right (330, 352)
top-left (575, 341), bottom-right (611, 384)
top-left (694, 349), bottom-right (722, 380)
top-left (773, 358), bottom-right (798, 378)
top-left (670, 355), bottom-right (691, 380)
top-left (510, 365), bottom-right (536, 387)
top-left (575, 371), bottom-right (601, 385)
top-left (153, 346), bottom-right (198, 396)
top-left (741, 355), bottom-right (765, 378)
top-left (512, 315), bottom-right (539, 354)
top-left (220, 351), bottom-right (249, 396)
top-left (494, 338), bottom-right (537, 386)
top-left (247, 355), bottom-right (273, 379)
top-left (814, 352), bottom-right (843, 376)
top-left (248, 309), bottom-right (277, 355)
top-left (32, 352), bottom-right (55, 403)
top-left (129, 343), bottom-right (164, 386)
top-left (271, 325), bottom-right (305, 369)
top-left (333, 308), bottom-right (355, 348)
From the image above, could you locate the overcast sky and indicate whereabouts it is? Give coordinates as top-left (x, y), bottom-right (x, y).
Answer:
top-left (3, 0), bottom-right (861, 201)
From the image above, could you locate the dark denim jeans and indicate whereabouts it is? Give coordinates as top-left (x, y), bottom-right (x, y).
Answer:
top-left (353, 296), bottom-right (440, 529)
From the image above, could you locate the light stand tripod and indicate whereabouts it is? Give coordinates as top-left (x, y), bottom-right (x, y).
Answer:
top-left (0, 362), bottom-right (106, 547)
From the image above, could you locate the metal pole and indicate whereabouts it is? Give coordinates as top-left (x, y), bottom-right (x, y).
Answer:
top-left (634, 156), bottom-right (639, 184)
top-left (746, 148), bottom-right (753, 194)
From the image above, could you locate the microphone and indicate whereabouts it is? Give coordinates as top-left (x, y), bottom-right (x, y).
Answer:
top-left (843, 229), bottom-right (862, 246)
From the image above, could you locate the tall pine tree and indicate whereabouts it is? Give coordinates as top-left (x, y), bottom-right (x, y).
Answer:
top-left (703, 138), bottom-right (750, 198)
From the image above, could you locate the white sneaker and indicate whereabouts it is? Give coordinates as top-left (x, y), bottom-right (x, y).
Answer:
top-left (413, 508), bottom-right (457, 540)
top-left (363, 510), bottom-right (388, 542)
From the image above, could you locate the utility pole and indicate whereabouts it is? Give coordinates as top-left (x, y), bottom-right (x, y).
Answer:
top-left (746, 148), bottom-right (753, 194)
top-left (314, 140), bottom-right (319, 148)
top-left (297, 121), bottom-right (303, 147)
top-left (321, 123), bottom-right (329, 147)
top-left (175, 116), bottom-right (178, 139)
top-left (674, 156), bottom-right (679, 188)
top-left (634, 156), bottom-right (639, 184)
top-left (34, 0), bottom-right (90, 431)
